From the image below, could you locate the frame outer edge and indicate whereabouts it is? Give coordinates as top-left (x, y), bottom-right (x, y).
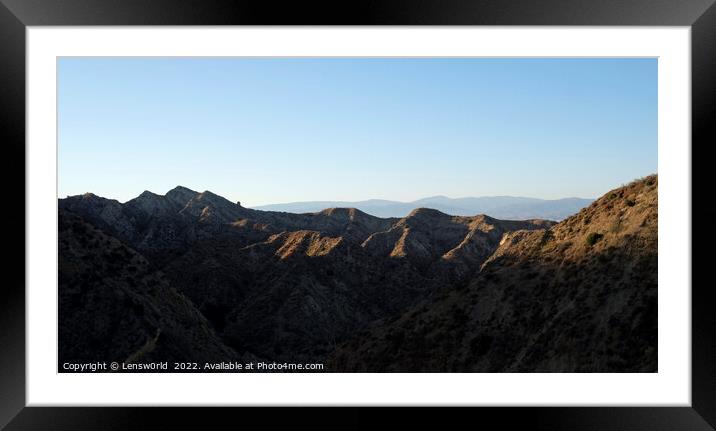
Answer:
top-left (691, 1), bottom-right (716, 430)
top-left (2, 0), bottom-right (715, 429)
top-left (0, 0), bottom-right (715, 25)
top-left (0, 1), bottom-right (26, 430)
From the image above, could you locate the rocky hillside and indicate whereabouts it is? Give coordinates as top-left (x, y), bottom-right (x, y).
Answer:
top-left (362, 209), bottom-right (553, 277)
top-left (159, 211), bottom-right (548, 363)
top-left (58, 210), bottom-right (239, 368)
top-left (58, 177), bottom-right (655, 372)
top-left (328, 175), bottom-right (658, 372)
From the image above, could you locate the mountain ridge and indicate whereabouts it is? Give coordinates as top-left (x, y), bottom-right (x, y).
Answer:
top-left (62, 184), bottom-right (592, 221)
top-left (58, 176), bottom-right (657, 372)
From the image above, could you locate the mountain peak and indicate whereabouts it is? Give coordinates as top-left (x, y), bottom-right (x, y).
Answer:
top-left (168, 185), bottom-right (198, 195)
top-left (138, 190), bottom-right (159, 198)
top-left (406, 207), bottom-right (448, 218)
top-left (317, 207), bottom-right (365, 219)
top-left (165, 185), bottom-right (199, 207)
top-left (416, 195), bottom-right (450, 201)
top-left (194, 190), bottom-right (233, 205)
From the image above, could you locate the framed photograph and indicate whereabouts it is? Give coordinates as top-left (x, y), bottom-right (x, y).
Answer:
top-left (2, 0), bottom-right (714, 428)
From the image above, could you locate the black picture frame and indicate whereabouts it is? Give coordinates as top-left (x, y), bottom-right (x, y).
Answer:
top-left (1, 0), bottom-right (714, 429)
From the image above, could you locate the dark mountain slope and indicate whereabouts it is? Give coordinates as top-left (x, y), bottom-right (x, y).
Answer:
top-left (58, 210), bottom-right (237, 367)
top-left (328, 175), bottom-right (658, 372)
top-left (59, 193), bottom-right (138, 240)
top-left (162, 229), bottom-right (449, 362)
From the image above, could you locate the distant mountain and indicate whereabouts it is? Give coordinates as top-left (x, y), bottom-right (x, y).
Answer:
top-left (252, 195), bottom-right (594, 221)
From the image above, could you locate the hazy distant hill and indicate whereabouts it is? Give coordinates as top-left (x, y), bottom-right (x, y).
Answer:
top-left (253, 195), bottom-right (594, 220)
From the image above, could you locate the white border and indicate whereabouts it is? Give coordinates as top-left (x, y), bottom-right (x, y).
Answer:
top-left (27, 27), bottom-right (691, 406)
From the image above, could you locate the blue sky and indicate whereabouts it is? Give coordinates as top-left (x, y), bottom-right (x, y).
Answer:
top-left (58, 57), bottom-right (657, 206)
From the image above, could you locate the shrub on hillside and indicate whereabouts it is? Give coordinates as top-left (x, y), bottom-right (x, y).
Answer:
top-left (585, 232), bottom-right (603, 246)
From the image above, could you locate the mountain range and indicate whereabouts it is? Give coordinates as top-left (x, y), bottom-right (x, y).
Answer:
top-left (58, 175), bottom-right (657, 372)
top-left (253, 195), bottom-right (594, 220)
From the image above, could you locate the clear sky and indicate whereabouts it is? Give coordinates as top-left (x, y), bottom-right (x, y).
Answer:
top-left (58, 57), bottom-right (657, 207)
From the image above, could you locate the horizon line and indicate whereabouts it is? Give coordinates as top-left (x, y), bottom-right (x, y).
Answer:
top-left (59, 187), bottom-right (597, 206)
